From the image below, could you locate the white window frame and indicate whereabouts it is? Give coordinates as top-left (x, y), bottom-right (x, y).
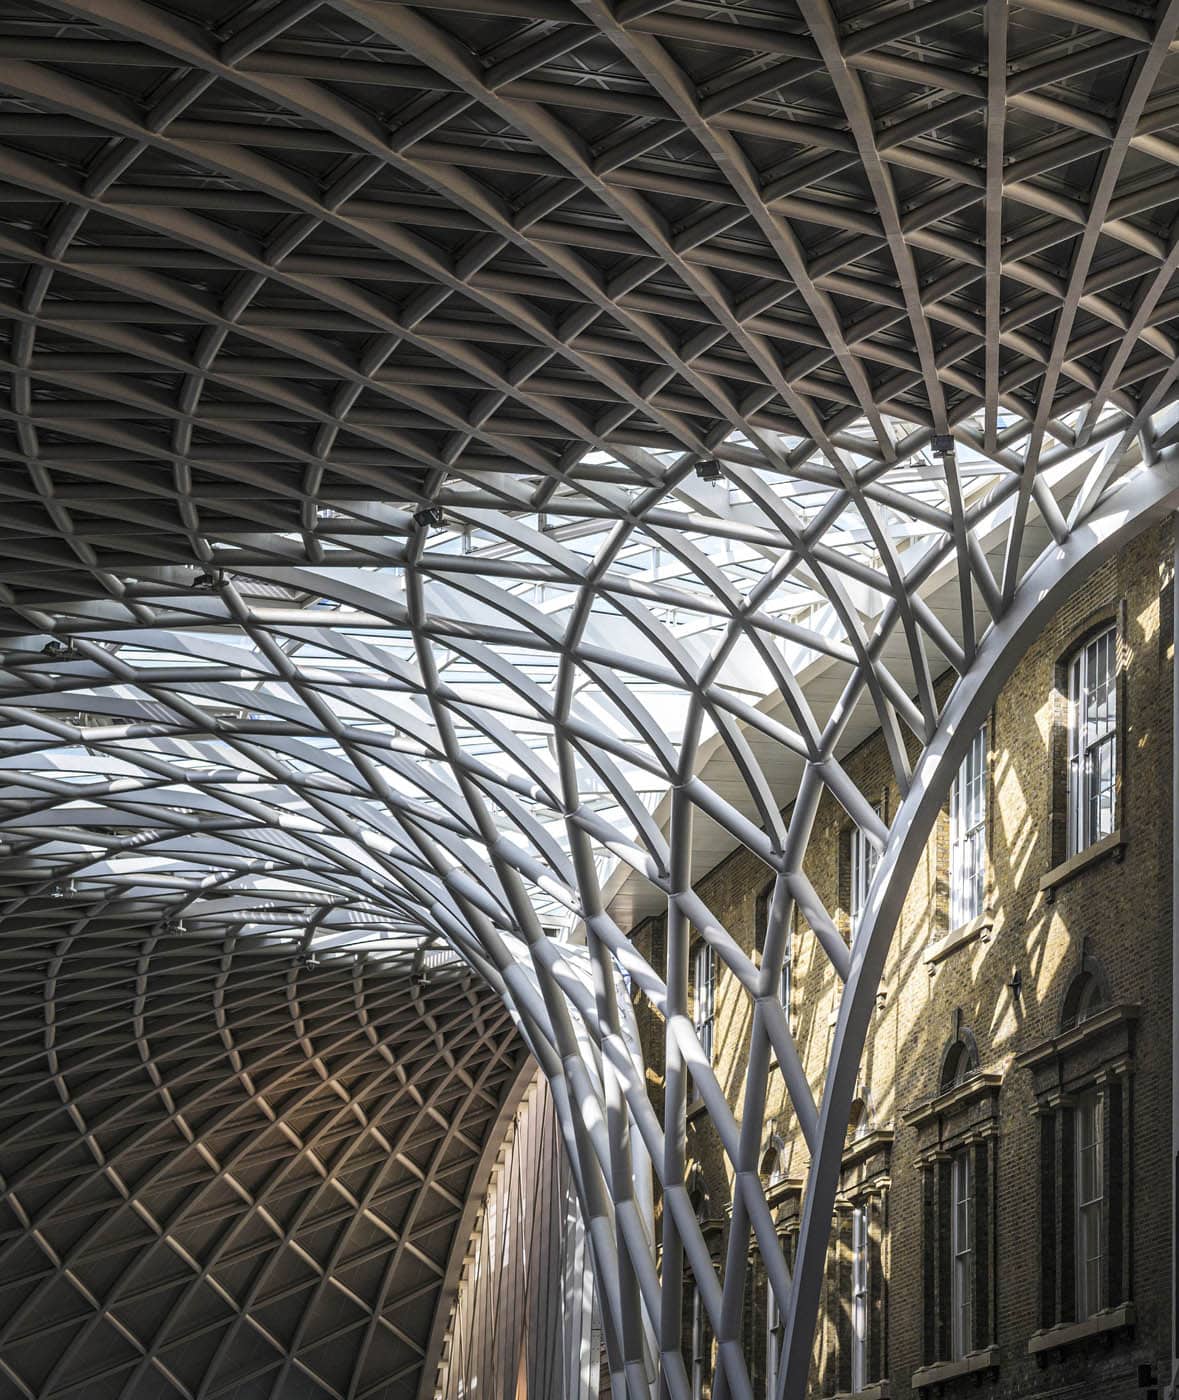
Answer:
top-left (949, 725), bottom-right (987, 927)
top-left (849, 807), bottom-right (882, 939)
top-left (693, 940), bottom-right (716, 1065)
top-left (950, 1150), bottom-right (973, 1361)
top-left (691, 1285), bottom-right (708, 1400)
top-left (780, 928), bottom-right (791, 1022)
top-left (1076, 1089), bottom-right (1104, 1319)
top-left (1067, 626), bottom-right (1117, 856)
top-left (766, 1273), bottom-right (782, 1398)
top-left (851, 1202), bottom-right (869, 1393)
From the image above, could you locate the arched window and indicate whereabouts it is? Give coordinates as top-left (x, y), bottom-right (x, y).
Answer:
top-left (1062, 968), bottom-right (1109, 1030)
top-left (915, 1027), bottom-right (998, 1376)
top-left (846, 1097), bottom-right (873, 1146)
top-left (1025, 956), bottom-right (1133, 1333)
top-left (940, 1036), bottom-right (978, 1094)
top-left (760, 1134), bottom-right (787, 1183)
top-left (834, 1092), bottom-right (890, 1394)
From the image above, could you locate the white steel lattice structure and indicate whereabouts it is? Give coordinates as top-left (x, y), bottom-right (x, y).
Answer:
top-left (4, 0), bottom-right (1179, 1397)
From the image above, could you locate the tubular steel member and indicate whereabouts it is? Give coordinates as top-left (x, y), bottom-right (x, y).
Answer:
top-left (3, 0), bottom-right (1179, 1393)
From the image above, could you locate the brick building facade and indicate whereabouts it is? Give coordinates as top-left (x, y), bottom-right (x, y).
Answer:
top-left (629, 523), bottom-right (1176, 1400)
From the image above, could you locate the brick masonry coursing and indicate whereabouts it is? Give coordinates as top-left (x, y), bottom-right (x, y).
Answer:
top-left (627, 521), bottom-right (1176, 1400)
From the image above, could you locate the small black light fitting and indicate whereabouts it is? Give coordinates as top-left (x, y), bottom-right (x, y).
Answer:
top-left (415, 506), bottom-right (445, 530)
top-left (931, 434), bottom-right (956, 458)
top-left (1009, 968), bottom-right (1023, 1003)
top-left (695, 458), bottom-right (722, 482)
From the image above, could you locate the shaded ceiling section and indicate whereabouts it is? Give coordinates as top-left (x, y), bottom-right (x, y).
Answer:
top-left (0, 899), bottom-right (529, 1400)
top-left (0, 0), bottom-right (1177, 599)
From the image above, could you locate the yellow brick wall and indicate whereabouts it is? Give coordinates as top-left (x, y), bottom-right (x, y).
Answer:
top-left (629, 521), bottom-right (1175, 1400)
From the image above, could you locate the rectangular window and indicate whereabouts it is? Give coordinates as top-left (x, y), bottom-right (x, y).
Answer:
top-left (778, 911), bottom-right (791, 1024)
top-left (766, 1274), bottom-right (782, 1398)
top-left (850, 811), bottom-right (881, 940)
top-left (1068, 627), bottom-right (1117, 855)
top-left (693, 940), bottom-right (716, 1064)
top-left (950, 726), bottom-right (987, 927)
top-left (951, 1151), bottom-right (973, 1360)
top-left (1076, 1090), bottom-right (1104, 1318)
top-left (851, 1203), bottom-right (869, 1393)
top-left (691, 1285), bottom-right (710, 1400)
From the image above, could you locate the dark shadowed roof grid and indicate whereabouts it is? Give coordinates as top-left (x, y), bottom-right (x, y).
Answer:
top-left (0, 897), bottom-right (529, 1400)
top-left (3, 2), bottom-right (1179, 1394)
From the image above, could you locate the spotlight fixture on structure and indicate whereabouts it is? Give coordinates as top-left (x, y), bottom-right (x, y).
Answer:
top-left (931, 434), bottom-right (956, 459)
top-left (191, 568), bottom-right (223, 591)
top-left (415, 506), bottom-right (445, 530)
top-left (695, 458), bottom-right (722, 482)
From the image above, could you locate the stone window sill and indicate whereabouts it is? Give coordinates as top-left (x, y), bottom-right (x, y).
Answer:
top-left (833, 1384), bottom-right (889, 1400)
top-left (1027, 1302), bottom-right (1135, 1355)
top-left (912, 1347), bottom-right (999, 1389)
top-left (925, 913), bottom-right (993, 967)
top-left (1039, 830), bottom-right (1125, 900)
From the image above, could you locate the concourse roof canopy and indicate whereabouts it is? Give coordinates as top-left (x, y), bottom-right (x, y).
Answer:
top-left (3, 1), bottom-right (1179, 1397)
top-left (2, 0), bottom-right (1177, 956)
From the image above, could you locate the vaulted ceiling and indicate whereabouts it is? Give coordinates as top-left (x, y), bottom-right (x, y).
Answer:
top-left (0, 900), bottom-right (528, 1400)
top-left (2, 0), bottom-right (1179, 1394)
top-left (0, 0), bottom-right (1176, 568)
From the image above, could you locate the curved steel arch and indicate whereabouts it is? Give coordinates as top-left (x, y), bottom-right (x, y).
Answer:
top-left (3, 0), bottom-right (1179, 1395)
top-left (778, 455), bottom-right (1179, 1399)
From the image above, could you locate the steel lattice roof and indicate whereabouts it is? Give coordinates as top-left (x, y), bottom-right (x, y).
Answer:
top-left (2, 0), bottom-right (1179, 1394)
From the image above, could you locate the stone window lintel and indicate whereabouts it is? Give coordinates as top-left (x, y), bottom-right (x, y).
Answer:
top-left (906, 1072), bottom-right (1003, 1133)
top-left (911, 1346), bottom-right (1000, 1389)
top-left (924, 912), bottom-right (994, 968)
top-left (1039, 829), bottom-right (1126, 901)
top-left (1016, 1003), bottom-right (1138, 1079)
top-left (841, 1127), bottom-right (894, 1173)
top-left (765, 1175), bottom-right (802, 1213)
top-left (1026, 1301), bottom-right (1135, 1357)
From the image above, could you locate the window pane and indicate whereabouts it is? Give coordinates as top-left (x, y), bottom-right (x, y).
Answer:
top-left (766, 1275), bottom-right (782, 1397)
top-left (693, 943), bottom-right (715, 1065)
top-left (850, 806), bottom-right (883, 939)
top-left (852, 1204), bottom-right (868, 1393)
top-left (951, 1152), bottom-right (973, 1360)
top-left (950, 726), bottom-right (987, 926)
top-left (1075, 1091), bottom-right (1104, 1318)
top-left (1068, 628), bottom-right (1117, 855)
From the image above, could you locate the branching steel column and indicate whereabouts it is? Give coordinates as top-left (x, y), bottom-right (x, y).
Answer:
top-left (3, 0), bottom-right (1179, 1396)
top-left (779, 456), bottom-right (1179, 1400)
